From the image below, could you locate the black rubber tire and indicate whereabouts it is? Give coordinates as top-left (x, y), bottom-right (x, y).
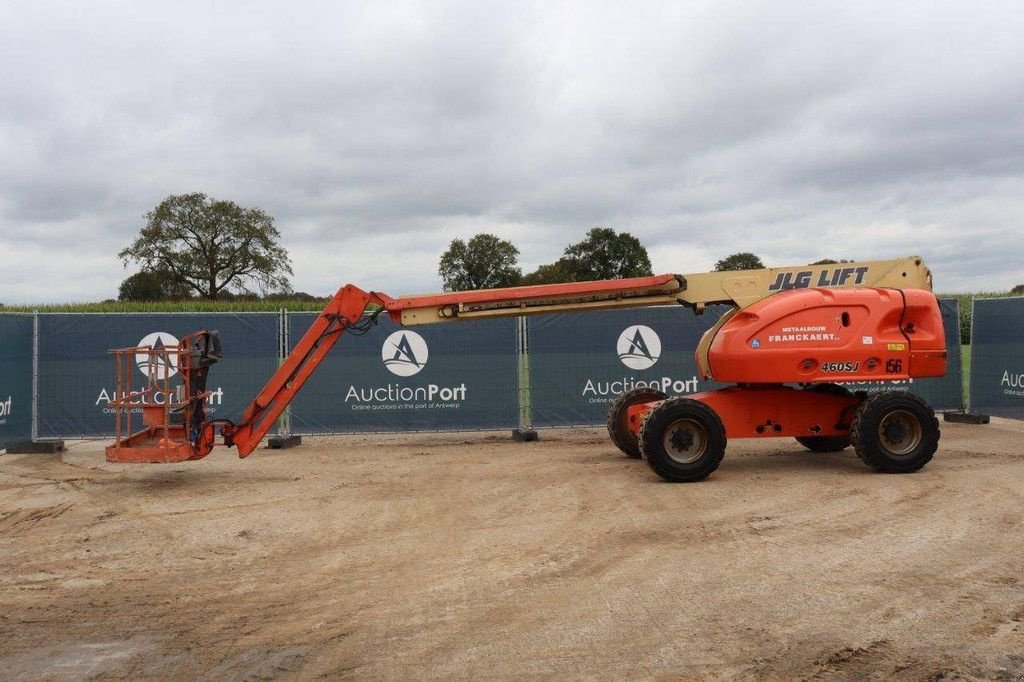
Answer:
top-left (794, 383), bottom-right (854, 452)
top-left (606, 387), bottom-right (669, 458)
top-left (850, 391), bottom-right (939, 473)
top-left (638, 397), bottom-right (726, 482)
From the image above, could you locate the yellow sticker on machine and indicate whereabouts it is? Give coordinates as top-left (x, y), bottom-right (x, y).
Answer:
top-left (887, 343), bottom-right (907, 351)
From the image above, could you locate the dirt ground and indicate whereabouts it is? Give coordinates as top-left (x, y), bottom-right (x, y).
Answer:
top-left (1, 420), bottom-right (1023, 680)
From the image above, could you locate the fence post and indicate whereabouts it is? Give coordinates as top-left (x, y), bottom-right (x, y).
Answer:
top-left (943, 294), bottom-right (992, 424)
top-left (266, 308), bottom-right (303, 449)
top-left (968, 295), bottom-right (976, 412)
top-left (513, 315), bottom-right (537, 441)
top-left (31, 311), bottom-right (38, 442)
top-left (277, 308), bottom-right (289, 437)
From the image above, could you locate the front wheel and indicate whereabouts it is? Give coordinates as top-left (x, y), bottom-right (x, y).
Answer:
top-left (638, 398), bottom-right (726, 482)
top-left (850, 392), bottom-right (939, 473)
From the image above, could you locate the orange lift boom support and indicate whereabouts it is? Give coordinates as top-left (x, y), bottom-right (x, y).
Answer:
top-left (213, 257), bottom-right (931, 458)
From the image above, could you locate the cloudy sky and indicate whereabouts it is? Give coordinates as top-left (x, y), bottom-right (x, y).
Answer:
top-left (1, 1), bottom-right (1022, 303)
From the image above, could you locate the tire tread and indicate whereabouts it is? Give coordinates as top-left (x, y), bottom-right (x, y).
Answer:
top-left (850, 391), bottom-right (940, 473)
top-left (638, 397), bottom-right (727, 482)
top-left (606, 387), bottom-right (668, 458)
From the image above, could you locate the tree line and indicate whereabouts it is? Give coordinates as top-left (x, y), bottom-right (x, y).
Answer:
top-left (436, 242), bottom-right (862, 292)
top-left (117, 192), bottom-right (977, 302)
top-left (437, 228), bottom-right (655, 291)
top-left (117, 204), bottom-right (679, 300)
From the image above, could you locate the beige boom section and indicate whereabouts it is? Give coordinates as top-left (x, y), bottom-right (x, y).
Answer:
top-left (685, 256), bottom-right (933, 378)
top-left (394, 256), bottom-right (933, 379)
top-left (677, 256), bottom-right (932, 310)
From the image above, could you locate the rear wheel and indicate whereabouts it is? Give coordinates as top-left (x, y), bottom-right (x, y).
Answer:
top-left (606, 387), bottom-right (668, 458)
top-left (638, 398), bottom-right (726, 482)
top-left (795, 383), bottom-right (854, 452)
top-left (850, 391), bottom-right (939, 473)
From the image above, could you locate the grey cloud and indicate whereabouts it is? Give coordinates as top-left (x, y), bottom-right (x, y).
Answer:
top-left (1, 1), bottom-right (1023, 303)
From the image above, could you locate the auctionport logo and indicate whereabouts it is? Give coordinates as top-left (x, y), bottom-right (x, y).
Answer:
top-left (579, 324), bottom-right (699, 404)
top-left (382, 331), bottom-right (429, 377)
top-left (1002, 369), bottom-right (1024, 397)
top-left (345, 330), bottom-right (465, 409)
top-left (0, 395), bottom-right (11, 425)
top-left (135, 332), bottom-right (179, 379)
top-left (97, 332), bottom-right (224, 414)
top-left (617, 325), bottom-right (661, 370)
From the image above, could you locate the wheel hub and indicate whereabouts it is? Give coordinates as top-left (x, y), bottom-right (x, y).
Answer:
top-left (662, 418), bottom-right (708, 465)
top-left (883, 420), bottom-right (907, 443)
top-left (877, 409), bottom-right (923, 456)
top-left (670, 428), bottom-right (695, 451)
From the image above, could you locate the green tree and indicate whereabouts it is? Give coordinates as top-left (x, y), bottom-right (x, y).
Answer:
top-left (119, 193), bottom-right (292, 300)
top-left (118, 270), bottom-right (192, 302)
top-left (810, 258), bottom-right (853, 265)
top-left (714, 252), bottom-right (765, 271)
top-left (560, 228), bottom-right (653, 281)
top-left (520, 258), bottom-right (574, 286)
top-left (1012, 284), bottom-right (1024, 295)
top-left (438, 234), bottom-right (522, 291)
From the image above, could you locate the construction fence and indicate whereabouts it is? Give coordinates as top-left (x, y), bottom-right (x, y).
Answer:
top-left (0, 314), bottom-right (33, 450)
top-left (969, 297), bottom-right (1024, 420)
top-left (0, 298), bottom-right (970, 446)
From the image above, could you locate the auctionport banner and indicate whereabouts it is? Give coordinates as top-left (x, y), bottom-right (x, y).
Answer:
top-left (527, 306), bottom-right (729, 427)
top-left (36, 313), bottom-right (279, 438)
top-left (969, 297), bottom-right (1024, 419)
top-left (0, 314), bottom-right (33, 450)
top-left (287, 312), bottom-right (519, 433)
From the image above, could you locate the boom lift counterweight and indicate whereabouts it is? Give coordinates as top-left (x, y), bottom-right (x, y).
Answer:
top-left (106, 256), bottom-right (946, 481)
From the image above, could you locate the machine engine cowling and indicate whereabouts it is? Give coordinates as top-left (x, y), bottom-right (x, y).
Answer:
top-left (703, 287), bottom-right (946, 384)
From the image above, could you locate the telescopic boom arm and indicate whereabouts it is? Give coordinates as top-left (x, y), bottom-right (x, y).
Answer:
top-left (216, 286), bottom-right (393, 456)
top-left (389, 256), bottom-right (930, 322)
top-left (215, 275), bottom-right (688, 456)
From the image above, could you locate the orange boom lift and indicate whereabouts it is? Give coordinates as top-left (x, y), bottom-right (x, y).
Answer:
top-left (106, 256), bottom-right (946, 482)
